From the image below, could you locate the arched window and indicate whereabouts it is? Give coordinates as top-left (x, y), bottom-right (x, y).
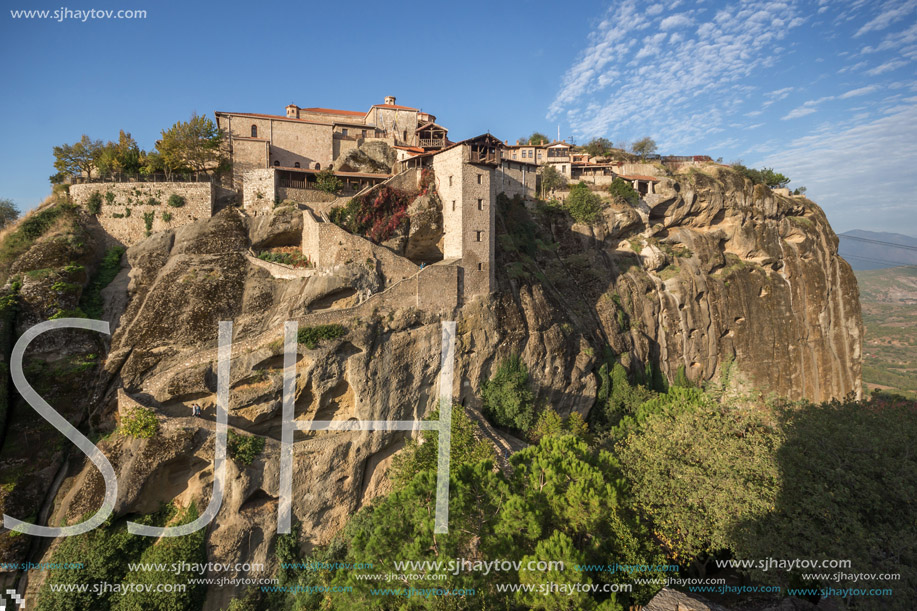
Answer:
top-left (314, 162), bottom-right (321, 170)
top-left (273, 160), bottom-right (280, 166)
top-left (251, 125), bottom-right (258, 138)
top-left (294, 162), bottom-right (300, 168)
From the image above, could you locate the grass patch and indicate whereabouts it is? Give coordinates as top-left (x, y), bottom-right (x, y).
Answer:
top-left (227, 430), bottom-right (266, 466)
top-left (297, 324), bottom-right (346, 349)
top-left (121, 406), bottom-right (158, 439)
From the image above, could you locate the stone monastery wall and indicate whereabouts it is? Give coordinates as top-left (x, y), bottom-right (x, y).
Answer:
top-left (70, 181), bottom-right (214, 246)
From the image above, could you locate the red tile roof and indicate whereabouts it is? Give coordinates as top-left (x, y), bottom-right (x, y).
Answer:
top-left (300, 107), bottom-right (366, 117)
top-left (371, 103), bottom-right (419, 111)
top-left (214, 111), bottom-right (330, 126)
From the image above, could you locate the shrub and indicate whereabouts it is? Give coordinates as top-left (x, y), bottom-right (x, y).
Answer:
top-left (566, 181), bottom-right (604, 224)
top-left (608, 177), bottom-right (639, 206)
top-left (297, 324), bottom-right (346, 349)
top-left (315, 168), bottom-right (343, 194)
top-left (142, 211), bottom-right (154, 235)
top-left (146, 197), bottom-right (160, 206)
top-left (162, 211), bottom-right (173, 223)
top-left (167, 194), bottom-right (186, 208)
top-left (227, 430), bottom-right (265, 466)
top-left (104, 191), bottom-right (116, 205)
top-left (257, 251), bottom-right (313, 268)
top-left (480, 354), bottom-right (537, 432)
top-left (121, 406), bottom-right (158, 439)
top-left (80, 246), bottom-right (125, 319)
top-left (328, 186), bottom-right (411, 243)
top-left (87, 192), bottom-right (103, 215)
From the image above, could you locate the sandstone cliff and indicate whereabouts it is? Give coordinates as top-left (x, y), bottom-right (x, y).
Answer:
top-left (0, 165), bottom-right (862, 608)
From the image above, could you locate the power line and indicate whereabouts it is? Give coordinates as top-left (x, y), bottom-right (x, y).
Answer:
top-left (839, 234), bottom-right (917, 252)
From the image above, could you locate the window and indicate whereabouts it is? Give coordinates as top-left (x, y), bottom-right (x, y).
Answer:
top-left (477, 199), bottom-right (484, 210)
top-left (452, 200), bottom-right (456, 211)
top-left (521, 151), bottom-right (527, 158)
top-left (561, 165), bottom-right (566, 173)
top-left (251, 125), bottom-right (258, 138)
top-left (477, 174), bottom-right (483, 184)
top-left (478, 263), bottom-right (485, 271)
top-left (315, 162), bottom-right (321, 170)
top-left (512, 153), bottom-right (517, 159)
top-left (273, 160), bottom-right (280, 166)
top-left (449, 176), bottom-right (453, 186)
top-left (362, 129), bottom-right (367, 138)
top-left (294, 162), bottom-right (300, 168)
top-left (537, 152), bottom-right (542, 158)
top-left (341, 128), bottom-right (349, 137)
top-left (402, 130), bottom-right (408, 141)
top-left (475, 231), bottom-right (484, 242)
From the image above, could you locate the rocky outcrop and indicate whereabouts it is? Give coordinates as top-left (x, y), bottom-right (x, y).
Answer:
top-left (10, 166), bottom-right (862, 607)
top-left (333, 140), bottom-right (397, 174)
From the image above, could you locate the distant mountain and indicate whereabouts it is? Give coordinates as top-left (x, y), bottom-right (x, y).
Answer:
top-left (839, 230), bottom-right (917, 270)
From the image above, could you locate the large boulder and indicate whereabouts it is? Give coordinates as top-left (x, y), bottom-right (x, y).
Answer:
top-left (334, 140), bottom-right (397, 174)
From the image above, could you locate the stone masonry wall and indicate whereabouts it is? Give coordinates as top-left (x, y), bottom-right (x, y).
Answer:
top-left (243, 169), bottom-right (277, 214)
top-left (301, 209), bottom-right (419, 287)
top-left (70, 182), bottom-right (213, 246)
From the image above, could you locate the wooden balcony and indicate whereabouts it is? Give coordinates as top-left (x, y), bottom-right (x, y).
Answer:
top-left (419, 138), bottom-right (446, 148)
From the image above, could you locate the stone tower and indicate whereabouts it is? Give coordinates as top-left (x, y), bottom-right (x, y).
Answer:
top-left (433, 134), bottom-right (502, 299)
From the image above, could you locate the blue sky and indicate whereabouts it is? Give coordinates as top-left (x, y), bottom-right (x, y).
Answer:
top-left (1, 0), bottom-right (914, 235)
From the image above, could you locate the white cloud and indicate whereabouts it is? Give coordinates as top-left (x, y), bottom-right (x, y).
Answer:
top-left (659, 13), bottom-right (694, 30)
top-left (757, 104), bottom-right (917, 234)
top-left (855, 0), bottom-right (917, 37)
top-left (866, 59), bottom-right (908, 75)
top-left (647, 3), bottom-right (664, 16)
top-left (782, 106), bottom-right (818, 119)
top-left (839, 85), bottom-right (879, 98)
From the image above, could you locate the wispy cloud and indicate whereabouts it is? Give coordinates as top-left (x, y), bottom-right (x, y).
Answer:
top-left (548, 0), bottom-right (804, 147)
top-left (758, 103), bottom-right (917, 234)
top-left (854, 0), bottom-right (917, 37)
top-left (866, 58), bottom-right (908, 74)
top-left (839, 85), bottom-right (879, 98)
top-left (783, 106), bottom-right (818, 119)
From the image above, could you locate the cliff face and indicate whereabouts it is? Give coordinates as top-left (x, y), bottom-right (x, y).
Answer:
top-left (2, 166), bottom-right (861, 607)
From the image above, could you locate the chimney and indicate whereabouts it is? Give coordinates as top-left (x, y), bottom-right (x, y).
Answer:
top-left (384, 96), bottom-right (396, 106)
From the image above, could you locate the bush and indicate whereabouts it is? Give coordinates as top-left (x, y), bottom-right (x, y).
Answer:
top-left (121, 406), bottom-right (158, 439)
top-left (104, 191), bottom-right (116, 205)
top-left (328, 186), bottom-right (411, 243)
top-left (142, 211), bottom-right (154, 235)
top-left (227, 430), bottom-right (265, 466)
top-left (315, 168), bottom-right (342, 194)
top-left (87, 192), bottom-right (103, 215)
top-left (80, 246), bottom-right (125, 319)
top-left (608, 177), bottom-right (639, 206)
top-left (566, 181), bottom-right (604, 224)
top-left (481, 354), bottom-right (537, 432)
top-left (167, 194), bottom-right (186, 208)
top-left (297, 324), bottom-right (346, 349)
top-left (161, 212), bottom-right (173, 223)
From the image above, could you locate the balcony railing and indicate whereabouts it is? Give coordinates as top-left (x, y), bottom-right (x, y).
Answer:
top-left (419, 138), bottom-right (446, 148)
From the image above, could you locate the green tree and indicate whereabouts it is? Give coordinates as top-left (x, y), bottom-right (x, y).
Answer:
top-left (566, 181), bottom-right (604, 224)
top-left (388, 405), bottom-right (495, 490)
top-left (608, 177), bottom-right (639, 206)
top-left (631, 137), bottom-right (657, 161)
top-left (156, 113), bottom-right (223, 176)
top-left (53, 134), bottom-right (103, 180)
top-left (617, 388), bottom-right (782, 574)
top-left (540, 164), bottom-right (567, 199)
top-left (528, 132), bottom-right (551, 145)
top-left (0, 198), bottom-right (19, 229)
top-left (96, 131), bottom-right (142, 177)
top-left (584, 137), bottom-right (613, 157)
top-left (314, 167), bottom-right (343, 194)
top-left (481, 354), bottom-right (537, 432)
